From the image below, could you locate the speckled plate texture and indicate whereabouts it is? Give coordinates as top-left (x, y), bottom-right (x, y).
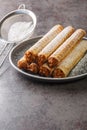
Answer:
top-left (9, 36), bottom-right (87, 83)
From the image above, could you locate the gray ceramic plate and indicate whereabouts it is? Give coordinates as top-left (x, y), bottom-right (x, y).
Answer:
top-left (9, 36), bottom-right (87, 83)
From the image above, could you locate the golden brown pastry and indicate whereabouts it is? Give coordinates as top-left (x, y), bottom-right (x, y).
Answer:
top-left (17, 56), bottom-right (28, 69)
top-left (25, 24), bottom-right (63, 63)
top-left (48, 29), bottom-right (86, 67)
top-left (37, 26), bottom-right (75, 66)
top-left (52, 40), bottom-right (87, 78)
top-left (27, 63), bottom-right (39, 74)
top-left (39, 63), bottom-right (54, 77)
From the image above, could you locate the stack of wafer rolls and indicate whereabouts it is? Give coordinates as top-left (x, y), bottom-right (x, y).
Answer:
top-left (25, 24), bottom-right (63, 63)
top-left (17, 24), bottom-right (86, 78)
top-left (17, 24), bottom-right (63, 69)
top-left (48, 29), bottom-right (86, 67)
top-left (37, 26), bottom-right (75, 66)
top-left (52, 40), bottom-right (87, 78)
top-left (39, 29), bottom-right (86, 77)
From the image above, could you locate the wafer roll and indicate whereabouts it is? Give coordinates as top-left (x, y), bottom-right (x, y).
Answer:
top-left (48, 29), bottom-right (86, 67)
top-left (25, 25), bottom-right (63, 63)
top-left (39, 63), bottom-right (54, 77)
top-left (52, 40), bottom-right (87, 78)
top-left (17, 56), bottom-right (28, 69)
top-left (27, 63), bottom-right (39, 74)
top-left (38, 26), bottom-right (75, 66)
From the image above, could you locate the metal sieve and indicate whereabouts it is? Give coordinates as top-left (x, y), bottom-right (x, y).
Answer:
top-left (0, 4), bottom-right (37, 67)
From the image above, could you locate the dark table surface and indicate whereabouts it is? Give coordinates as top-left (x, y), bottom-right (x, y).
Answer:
top-left (0, 0), bottom-right (87, 130)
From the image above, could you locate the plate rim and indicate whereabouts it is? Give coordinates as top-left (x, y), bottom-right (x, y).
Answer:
top-left (9, 36), bottom-right (87, 82)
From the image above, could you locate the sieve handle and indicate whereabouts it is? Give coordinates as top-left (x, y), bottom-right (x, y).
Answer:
top-left (0, 39), bottom-right (8, 55)
top-left (18, 4), bottom-right (25, 10)
top-left (0, 39), bottom-right (14, 67)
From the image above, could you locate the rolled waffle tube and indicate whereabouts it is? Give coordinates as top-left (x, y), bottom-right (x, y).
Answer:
top-left (25, 24), bottom-right (63, 63)
top-left (17, 56), bottom-right (28, 69)
top-left (37, 26), bottom-right (75, 66)
top-left (52, 40), bottom-right (87, 78)
top-left (39, 63), bottom-right (54, 77)
top-left (48, 29), bottom-right (86, 67)
top-left (27, 63), bottom-right (39, 74)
